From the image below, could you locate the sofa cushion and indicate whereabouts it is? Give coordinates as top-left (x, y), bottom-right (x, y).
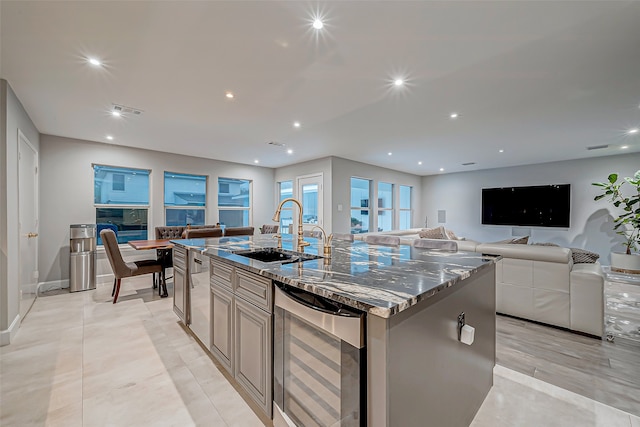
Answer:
top-left (492, 236), bottom-right (529, 244)
top-left (477, 243), bottom-right (571, 263)
top-left (418, 226), bottom-right (447, 239)
top-left (570, 248), bottom-right (600, 264)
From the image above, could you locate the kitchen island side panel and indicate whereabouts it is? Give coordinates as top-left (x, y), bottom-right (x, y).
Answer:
top-left (368, 265), bottom-right (496, 427)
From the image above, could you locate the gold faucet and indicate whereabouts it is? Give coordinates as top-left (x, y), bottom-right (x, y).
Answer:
top-left (311, 225), bottom-right (333, 258)
top-left (272, 197), bottom-right (311, 253)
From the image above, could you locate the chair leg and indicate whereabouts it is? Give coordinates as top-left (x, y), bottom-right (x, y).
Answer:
top-left (112, 279), bottom-right (122, 304)
top-left (152, 272), bottom-right (158, 289)
top-left (111, 278), bottom-right (117, 297)
top-left (160, 269), bottom-right (168, 298)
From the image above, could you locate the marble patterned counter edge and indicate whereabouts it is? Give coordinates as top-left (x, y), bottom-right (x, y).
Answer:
top-left (172, 236), bottom-right (500, 318)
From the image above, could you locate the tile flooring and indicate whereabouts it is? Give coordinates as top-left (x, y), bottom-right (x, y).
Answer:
top-left (1, 276), bottom-right (639, 426)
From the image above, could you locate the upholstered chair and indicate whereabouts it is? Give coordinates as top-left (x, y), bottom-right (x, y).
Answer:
top-left (183, 228), bottom-right (223, 238)
top-left (260, 224), bottom-right (279, 234)
top-left (224, 226), bottom-right (255, 236)
top-left (100, 229), bottom-right (164, 304)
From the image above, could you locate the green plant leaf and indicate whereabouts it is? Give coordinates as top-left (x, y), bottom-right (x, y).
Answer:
top-left (608, 173), bottom-right (618, 183)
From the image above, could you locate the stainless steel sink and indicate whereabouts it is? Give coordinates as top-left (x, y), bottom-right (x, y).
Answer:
top-left (233, 248), bottom-right (322, 264)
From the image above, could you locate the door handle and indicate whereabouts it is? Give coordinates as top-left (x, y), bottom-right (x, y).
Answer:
top-left (27, 232), bottom-right (39, 238)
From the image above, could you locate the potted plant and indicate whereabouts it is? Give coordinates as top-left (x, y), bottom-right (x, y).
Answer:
top-left (593, 170), bottom-right (640, 273)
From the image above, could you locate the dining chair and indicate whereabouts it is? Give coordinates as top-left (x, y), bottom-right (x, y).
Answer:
top-left (224, 226), bottom-right (255, 236)
top-left (412, 238), bottom-right (458, 251)
top-left (260, 224), bottom-right (279, 234)
top-left (183, 228), bottom-right (223, 238)
top-left (364, 235), bottom-right (401, 246)
top-left (101, 229), bottom-right (165, 304)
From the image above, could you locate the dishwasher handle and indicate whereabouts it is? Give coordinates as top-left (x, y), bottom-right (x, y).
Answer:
top-left (274, 286), bottom-right (365, 348)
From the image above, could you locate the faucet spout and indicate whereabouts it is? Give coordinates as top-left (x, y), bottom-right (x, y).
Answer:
top-left (272, 197), bottom-right (308, 253)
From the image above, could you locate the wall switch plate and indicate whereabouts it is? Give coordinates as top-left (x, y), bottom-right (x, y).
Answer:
top-left (337, 204), bottom-right (343, 211)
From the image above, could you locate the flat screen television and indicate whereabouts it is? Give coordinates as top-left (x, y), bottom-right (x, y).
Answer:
top-left (482, 184), bottom-right (571, 228)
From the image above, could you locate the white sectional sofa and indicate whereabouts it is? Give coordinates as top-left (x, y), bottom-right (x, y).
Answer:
top-left (355, 229), bottom-right (605, 337)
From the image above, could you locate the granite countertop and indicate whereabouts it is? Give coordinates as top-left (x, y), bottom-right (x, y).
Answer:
top-left (172, 235), bottom-right (499, 318)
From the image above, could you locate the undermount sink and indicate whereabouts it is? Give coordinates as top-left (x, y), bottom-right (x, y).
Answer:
top-left (233, 248), bottom-right (322, 264)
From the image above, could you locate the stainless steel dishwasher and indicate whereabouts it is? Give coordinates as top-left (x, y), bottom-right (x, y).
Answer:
top-left (188, 250), bottom-right (211, 349)
top-left (273, 282), bottom-right (366, 427)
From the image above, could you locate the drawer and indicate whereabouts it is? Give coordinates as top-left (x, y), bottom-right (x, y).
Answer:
top-left (211, 260), bottom-right (234, 290)
top-left (235, 269), bottom-right (272, 313)
top-left (173, 247), bottom-right (187, 269)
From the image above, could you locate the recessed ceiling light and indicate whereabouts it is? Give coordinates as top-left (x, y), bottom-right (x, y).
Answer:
top-left (388, 152), bottom-right (392, 156)
top-left (499, 149), bottom-right (504, 153)
top-left (111, 111), bottom-right (121, 117)
top-left (293, 121), bottom-right (301, 128)
top-left (225, 91), bottom-right (234, 99)
top-left (450, 112), bottom-right (459, 119)
top-left (394, 79), bottom-right (404, 87)
top-left (628, 128), bottom-right (639, 135)
top-left (88, 57), bottom-right (101, 66)
top-left (254, 160), bottom-right (259, 164)
top-left (106, 135), bottom-right (113, 140)
top-left (621, 145), bottom-right (629, 149)
top-left (287, 149), bottom-right (293, 154)
top-left (418, 161), bottom-right (423, 165)
top-left (313, 19), bottom-right (324, 30)
top-left (439, 168), bottom-right (444, 172)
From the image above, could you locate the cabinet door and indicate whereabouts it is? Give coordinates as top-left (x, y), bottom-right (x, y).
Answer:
top-left (234, 297), bottom-right (273, 417)
top-left (173, 265), bottom-right (186, 323)
top-left (211, 283), bottom-right (234, 374)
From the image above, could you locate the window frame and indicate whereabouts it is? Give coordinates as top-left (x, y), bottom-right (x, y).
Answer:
top-left (277, 180), bottom-right (294, 235)
top-left (350, 177), bottom-right (372, 234)
top-left (399, 185), bottom-right (413, 230)
top-left (93, 164), bottom-right (150, 244)
top-left (217, 177), bottom-right (253, 227)
top-left (377, 182), bottom-right (394, 232)
top-left (163, 171), bottom-right (207, 226)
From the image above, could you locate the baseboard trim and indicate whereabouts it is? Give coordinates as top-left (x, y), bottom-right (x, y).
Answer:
top-left (0, 314), bottom-right (21, 346)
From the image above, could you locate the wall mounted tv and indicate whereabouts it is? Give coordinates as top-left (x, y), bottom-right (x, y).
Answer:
top-left (482, 184), bottom-right (571, 228)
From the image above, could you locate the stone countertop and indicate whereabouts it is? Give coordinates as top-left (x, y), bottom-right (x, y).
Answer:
top-left (172, 235), bottom-right (499, 318)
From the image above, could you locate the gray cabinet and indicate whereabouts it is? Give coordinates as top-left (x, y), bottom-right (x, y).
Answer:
top-left (210, 282), bottom-right (234, 374)
top-left (173, 246), bottom-right (188, 323)
top-left (209, 259), bottom-right (273, 418)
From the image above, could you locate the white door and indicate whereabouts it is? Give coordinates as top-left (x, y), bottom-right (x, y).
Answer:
top-left (297, 174), bottom-right (323, 232)
top-left (18, 130), bottom-right (39, 321)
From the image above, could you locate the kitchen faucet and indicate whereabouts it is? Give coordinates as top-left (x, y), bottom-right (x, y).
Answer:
top-left (272, 197), bottom-right (311, 253)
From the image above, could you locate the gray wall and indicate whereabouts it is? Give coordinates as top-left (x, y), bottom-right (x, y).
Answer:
top-left (421, 153), bottom-right (640, 263)
top-left (39, 134), bottom-right (275, 283)
top-left (331, 157), bottom-right (423, 234)
top-left (0, 79), bottom-right (40, 342)
top-left (274, 157), bottom-right (333, 233)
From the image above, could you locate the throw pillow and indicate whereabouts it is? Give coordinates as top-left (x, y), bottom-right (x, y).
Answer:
top-left (570, 248), bottom-right (600, 264)
top-left (419, 226), bottom-right (448, 239)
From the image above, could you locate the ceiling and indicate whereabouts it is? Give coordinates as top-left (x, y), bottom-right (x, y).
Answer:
top-left (2, 1), bottom-right (639, 175)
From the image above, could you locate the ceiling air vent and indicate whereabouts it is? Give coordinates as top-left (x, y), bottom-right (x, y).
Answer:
top-left (112, 104), bottom-right (143, 116)
top-left (462, 162), bottom-right (476, 166)
top-left (267, 141), bottom-right (286, 147)
top-left (587, 144), bottom-right (609, 151)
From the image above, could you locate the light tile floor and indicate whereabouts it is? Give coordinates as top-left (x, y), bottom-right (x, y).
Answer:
top-left (1, 276), bottom-right (639, 427)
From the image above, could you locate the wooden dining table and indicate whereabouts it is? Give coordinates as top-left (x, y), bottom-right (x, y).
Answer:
top-left (128, 239), bottom-right (174, 297)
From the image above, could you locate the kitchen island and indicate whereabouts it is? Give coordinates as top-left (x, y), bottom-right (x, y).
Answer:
top-left (173, 235), bottom-right (498, 427)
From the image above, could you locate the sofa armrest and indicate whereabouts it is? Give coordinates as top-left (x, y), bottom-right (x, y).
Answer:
top-left (570, 263), bottom-right (604, 337)
top-left (476, 243), bottom-right (571, 263)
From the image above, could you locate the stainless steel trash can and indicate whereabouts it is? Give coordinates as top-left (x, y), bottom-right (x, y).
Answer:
top-left (69, 224), bottom-right (97, 292)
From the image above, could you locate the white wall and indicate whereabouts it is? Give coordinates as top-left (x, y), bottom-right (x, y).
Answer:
top-left (421, 153), bottom-right (640, 263)
top-left (39, 134), bottom-right (275, 284)
top-left (274, 157), bottom-right (333, 233)
top-left (0, 79), bottom-right (40, 344)
top-left (331, 157), bottom-right (423, 234)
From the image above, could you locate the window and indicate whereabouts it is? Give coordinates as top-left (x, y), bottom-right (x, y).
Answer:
top-left (164, 172), bottom-right (207, 226)
top-left (350, 177), bottom-right (371, 234)
top-left (94, 165), bottom-right (150, 244)
top-left (399, 185), bottom-right (412, 230)
top-left (278, 181), bottom-right (293, 235)
top-left (218, 177), bottom-right (251, 227)
top-left (377, 182), bottom-right (394, 232)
